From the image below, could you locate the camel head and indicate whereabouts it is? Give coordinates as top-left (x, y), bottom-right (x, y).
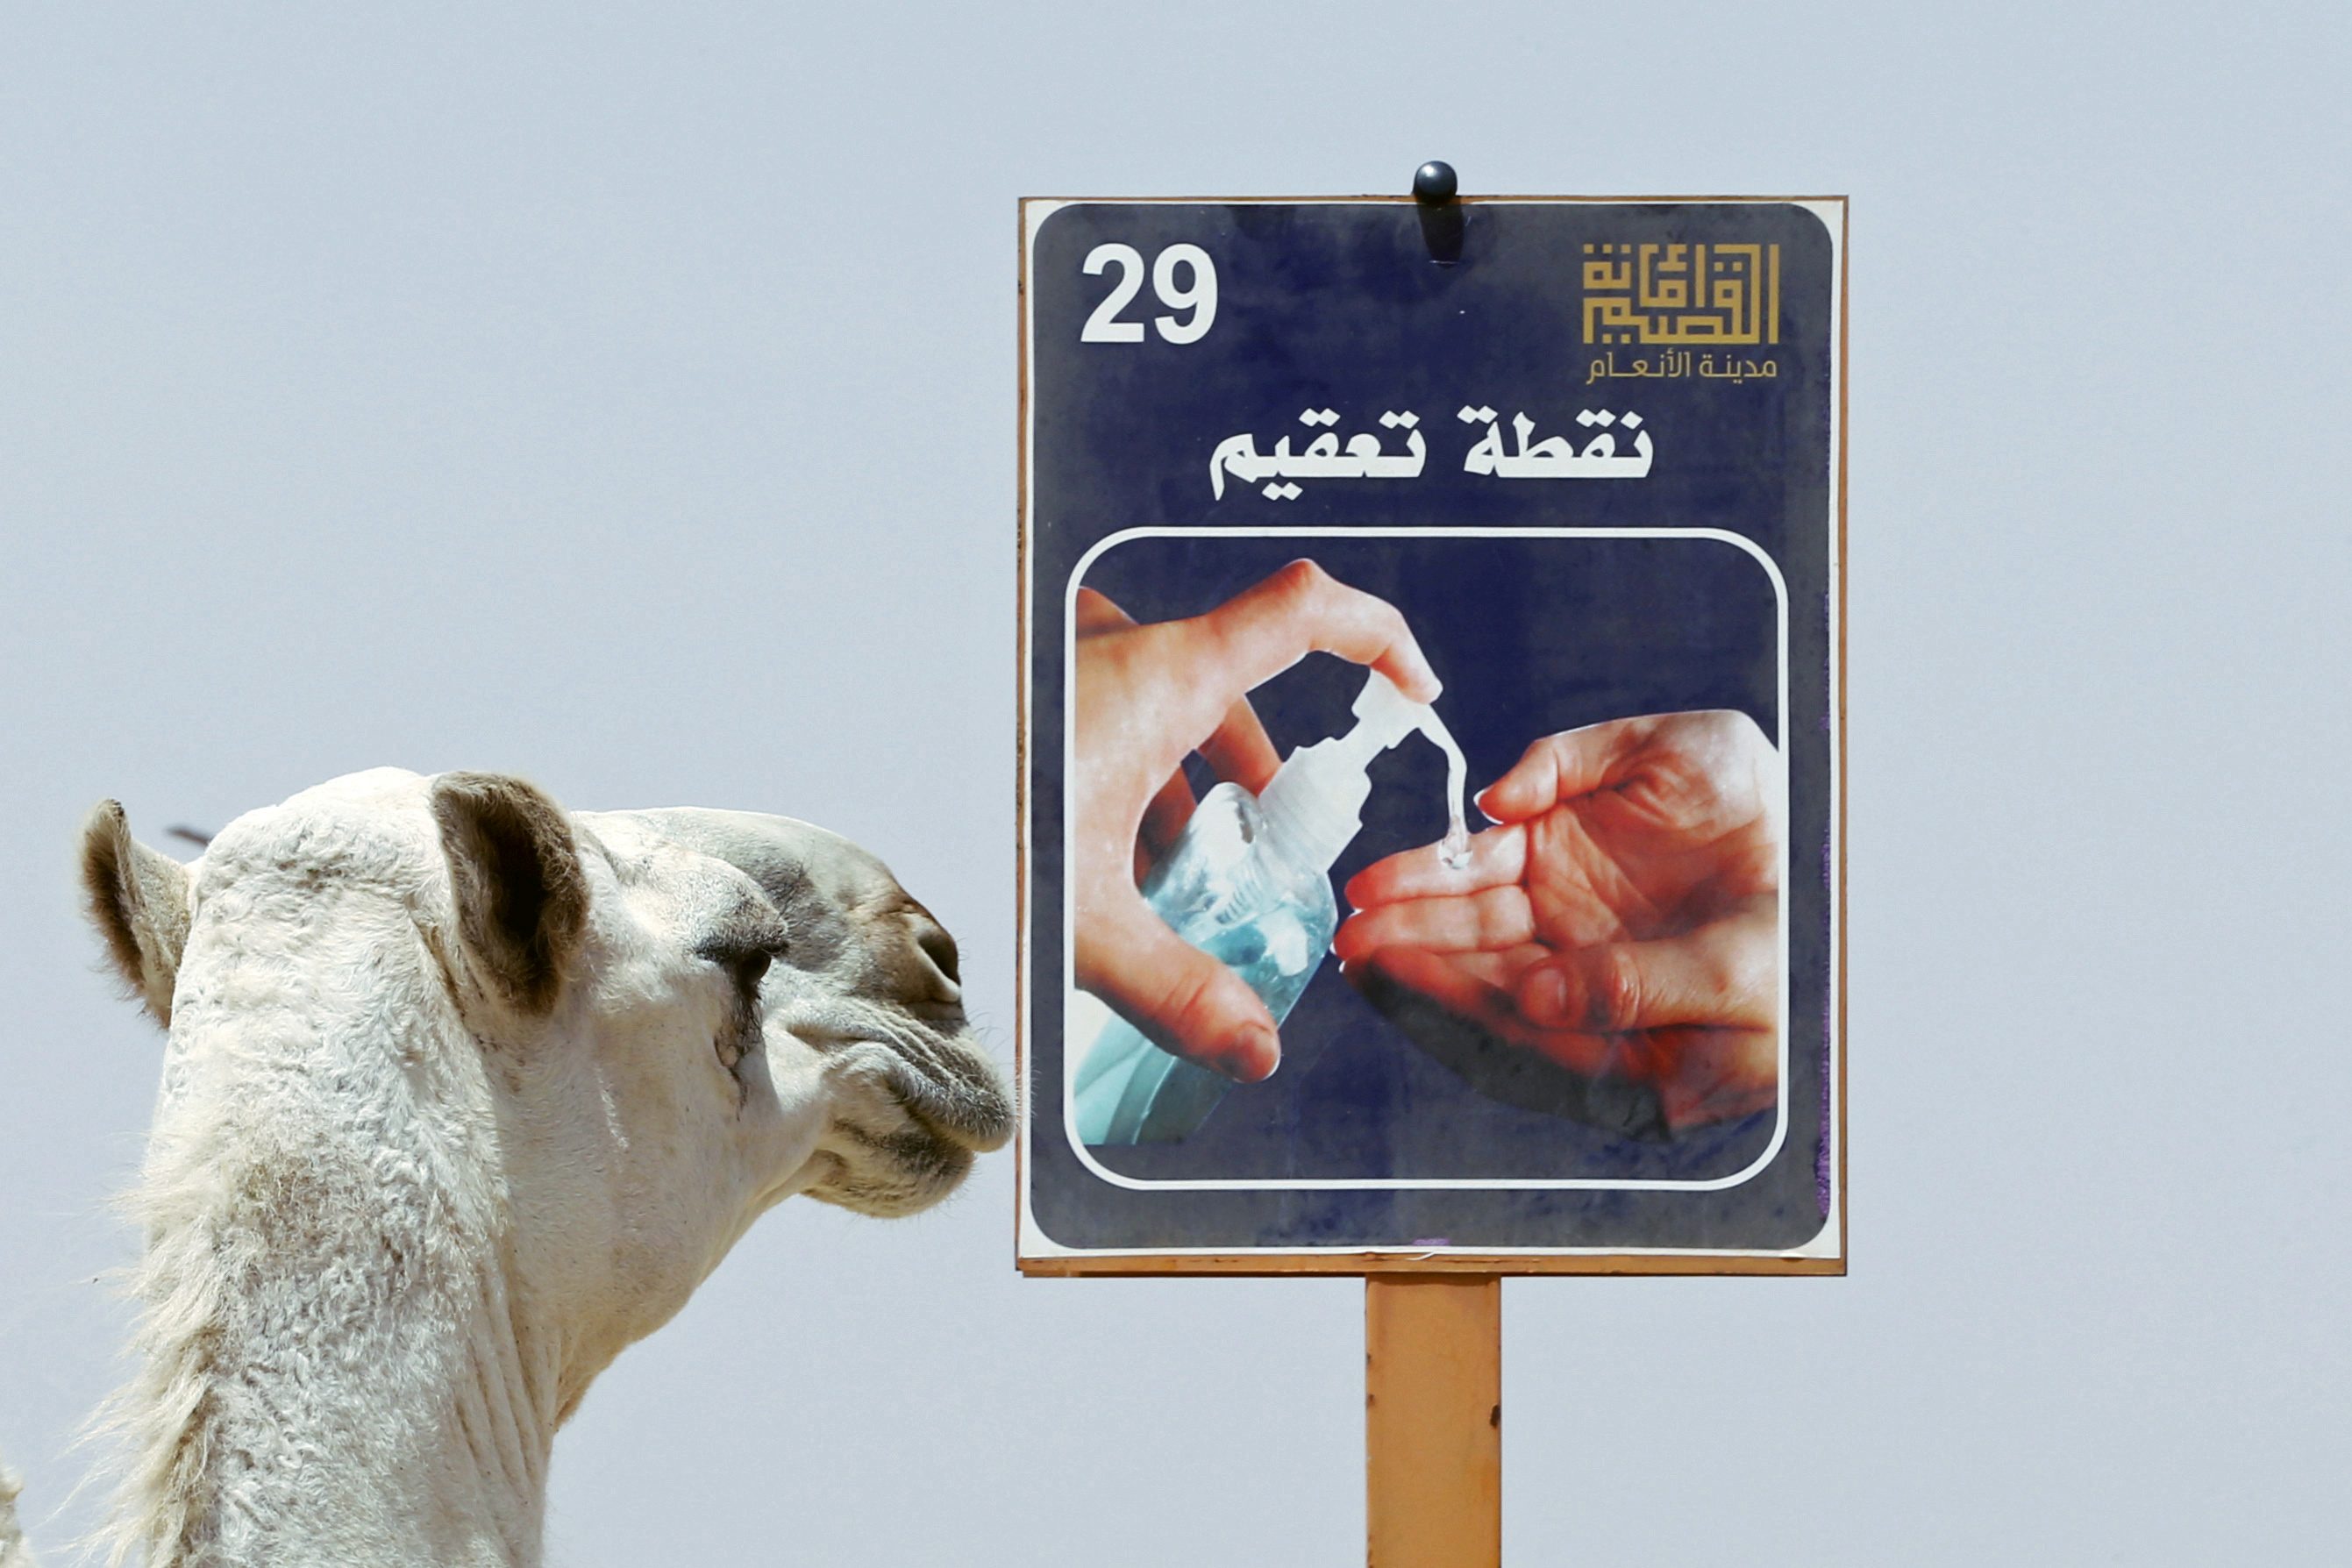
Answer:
top-left (74, 768), bottom-right (1011, 1564)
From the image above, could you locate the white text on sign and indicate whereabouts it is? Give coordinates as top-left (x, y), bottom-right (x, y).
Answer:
top-left (1209, 406), bottom-right (1653, 500)
top-left (1081, 244), bottom-right (1218, 345)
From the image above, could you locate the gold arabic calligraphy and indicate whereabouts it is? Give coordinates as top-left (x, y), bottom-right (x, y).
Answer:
top-left (1586, 350), bottom-right (1777, 385)
top-left (1582, 242), bottom-right (1780, 347)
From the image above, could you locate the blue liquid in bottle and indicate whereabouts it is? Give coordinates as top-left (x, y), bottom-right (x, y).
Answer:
top-left (1072, 782), bottom-right (1334, 1144)
top-left (1072, 671), bottom-right (1475, 1146)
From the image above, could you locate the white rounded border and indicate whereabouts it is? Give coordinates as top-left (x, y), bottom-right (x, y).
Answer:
top-left (1058, 525), bottom-right (1792, 1194)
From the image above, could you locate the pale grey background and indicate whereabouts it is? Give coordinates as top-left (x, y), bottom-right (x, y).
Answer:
top-left (3, 4), bottom-right (2344, 1564)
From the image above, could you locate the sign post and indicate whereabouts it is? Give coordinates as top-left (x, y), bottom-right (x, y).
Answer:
top-left (1366, 1273), bottom-right (1500, 1568)
top-left (1018, 182), bottom-right (1847, 1562)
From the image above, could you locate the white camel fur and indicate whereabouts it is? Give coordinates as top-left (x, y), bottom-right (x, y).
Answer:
top-left (19, 766), bottom-right (1012, 1567)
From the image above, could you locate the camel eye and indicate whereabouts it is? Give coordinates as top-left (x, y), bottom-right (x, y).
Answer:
top-left (731, 948), bottom-right (773, 994)
top-left (697, 927), bottom-right (784, 998)
top-left (704, 944), bottom-right (775, 1079)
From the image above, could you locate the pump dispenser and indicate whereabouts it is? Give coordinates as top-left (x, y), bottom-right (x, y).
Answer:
top-left (1073, 672), bottom-right (1473, 1145)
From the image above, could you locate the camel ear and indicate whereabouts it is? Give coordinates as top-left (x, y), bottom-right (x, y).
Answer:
top-left (81, 801), bottom-right (193, 1026)
top-left (431, 773), bottom-right (589, 1020)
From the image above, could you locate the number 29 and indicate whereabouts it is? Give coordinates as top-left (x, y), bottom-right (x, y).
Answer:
top-left (1080, 243), bottom-right (1217, 345)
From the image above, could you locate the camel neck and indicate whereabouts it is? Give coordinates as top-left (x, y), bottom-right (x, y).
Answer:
top-left (110, 931), bottom-right (564, 1568)
top-left (155, 1250), bottom-right (559, 1567)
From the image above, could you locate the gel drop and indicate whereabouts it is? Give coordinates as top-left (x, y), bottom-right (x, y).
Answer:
top-left (1073, 672), bottom-right (1477, 1145)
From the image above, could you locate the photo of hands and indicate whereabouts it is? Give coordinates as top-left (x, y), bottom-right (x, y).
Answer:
top-left (1064, 530), bottom-right (1800, 1187)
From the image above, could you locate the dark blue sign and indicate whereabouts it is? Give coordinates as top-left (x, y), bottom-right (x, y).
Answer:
top-left (1020, 198), bottom-right (1844, 1267)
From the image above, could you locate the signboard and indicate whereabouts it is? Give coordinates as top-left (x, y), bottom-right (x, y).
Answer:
top-left (1018, 196), bottom-right (1844, 1274)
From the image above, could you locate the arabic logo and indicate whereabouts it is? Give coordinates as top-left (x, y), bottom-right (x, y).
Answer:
top-left (1585, 349), bottom-right (1778, 385)
top-left (1582, 241), bottom-right (1779, 348)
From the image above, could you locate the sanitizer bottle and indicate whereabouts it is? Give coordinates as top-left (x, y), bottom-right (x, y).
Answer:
top-left (1073, 671), bottom-right (1471, 1145)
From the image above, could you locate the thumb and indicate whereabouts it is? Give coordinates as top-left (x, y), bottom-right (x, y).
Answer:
top-left (1475, 721), bottom-right (1640, 823)
top-left (1514, 913), bottom-right (1775, 1034)
top-left (1080, 893), bottom-right (1282, 1081)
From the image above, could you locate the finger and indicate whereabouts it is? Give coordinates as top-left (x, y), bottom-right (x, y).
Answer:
top-left (1447, 948), bottom-right (1548, 989)
top-left (1197, 694), bottom-right (1281, 795)
top-left (1474, 718), bottom-right (1656, 822)
top-left (1351, 949), bottom-right (1778, 1134)
top-left (1332, 885), bottom-right (1535, 965)
top-left (1507, 1023), bottom-right (1642, 1081)
top-left (1341, 942), bottom-right (1553, 1002)
top-left (1351, 946), bottom-right (1643, 1066)
top-left (1348, 944), bottom-right (1522, 1034)
top-left (1078, 893), bottom-right (1282, 1081)
top-left (1648, 1026), bottom-right (1779, 1131)
top-left (1073, 586), bottom-right (1137, 637)
top-left (1347, 945), bottom-right (1551, 1003)
top-left (1514, 909), bottom-right (1778, 1033)
top-left (1343, 823), bottom-right (1527, 909)
top-left (1136, 767), bottom-right (1197, 880)
top-left (1188, 559), bottom-right (1441, 703)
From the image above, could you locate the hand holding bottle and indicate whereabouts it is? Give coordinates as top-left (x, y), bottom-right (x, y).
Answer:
top-left (1333, 710), bottom-right (1782, 1131)
top-left (1073, 560), bottom-right (1440, 1082)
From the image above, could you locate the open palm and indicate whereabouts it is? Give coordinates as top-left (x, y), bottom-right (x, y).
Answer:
top-left (1334, 710), bottom-right (1781, 1133)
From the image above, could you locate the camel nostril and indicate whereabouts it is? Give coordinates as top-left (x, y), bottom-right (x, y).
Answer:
top-left (916, 925), bottom-right (959, 987)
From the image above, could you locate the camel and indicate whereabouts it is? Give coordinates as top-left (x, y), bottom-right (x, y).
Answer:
top-left (6, 767), bottom-right (1011, 1567)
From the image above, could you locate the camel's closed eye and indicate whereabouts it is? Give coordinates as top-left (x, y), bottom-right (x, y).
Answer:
top-left (696, 927), bottom-right (786, 1073)
top-left (695, 915), bottom-right (788, 990)
top-left (718, 944), bottom-right (775, 997)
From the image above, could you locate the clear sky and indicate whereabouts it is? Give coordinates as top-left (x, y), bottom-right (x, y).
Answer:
top-left (3, 4), bottom-right (2345, 1564)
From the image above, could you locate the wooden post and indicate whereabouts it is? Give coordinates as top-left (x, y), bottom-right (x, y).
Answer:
top-left (1365, 1273), bottom-right (1500, 1568)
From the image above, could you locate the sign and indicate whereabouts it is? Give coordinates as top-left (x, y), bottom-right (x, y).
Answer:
top-left (1018, 196), bottom-right (1845, 1273)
